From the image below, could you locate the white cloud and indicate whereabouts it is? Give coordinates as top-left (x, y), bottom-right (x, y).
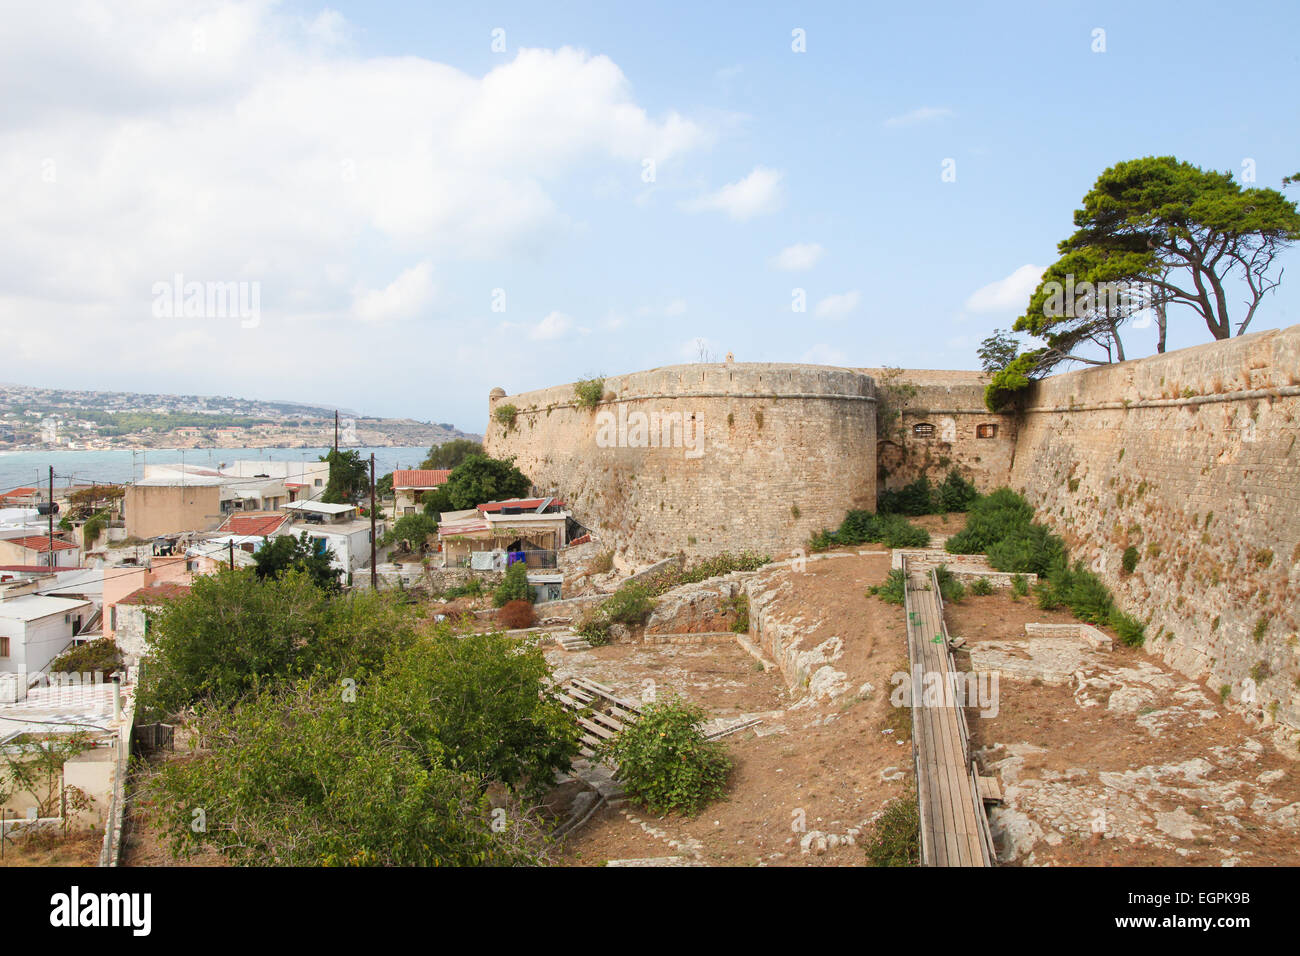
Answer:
top-left (801, 344), bottom-right (848, 365)
top-left (770, 242), bottom-right (824, 271)
top-left (531, 310), bottom-right (577, 340)
top-left (352, 262), bottom-right (434, 323)
top-left (0, 4), bottom-right (709, 386)
top-left (682, 166), bottom-right (782, 221)
top-left (883, 106), bottom-right (955, 128)
top-left (664, 298), bottom-right (687, 316)
top-left (814, 290), bottom-right (861, 319)
top-left (964, 264), bottom-right (1045, 314)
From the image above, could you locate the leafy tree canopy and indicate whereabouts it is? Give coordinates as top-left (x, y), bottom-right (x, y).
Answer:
top-left (438, 454), bottom-right (531, 510)
top-left (420, 438), bottom-right (483, 470)
top-left (984, 156), bottom-right (1300, 411)
top-left (137, 569), bottom-right (417, 718)
top-left (319, 449), bottom-right (370, 504)
top-left (253, 530), bottom-right (338, 591)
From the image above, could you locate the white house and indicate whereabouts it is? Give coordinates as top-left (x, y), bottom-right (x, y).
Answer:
top-left (0, 583), bottom-right (93, 690)
top-left (275, 501), bottom-right (385, 583)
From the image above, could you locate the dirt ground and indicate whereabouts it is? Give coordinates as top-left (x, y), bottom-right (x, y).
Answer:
top-left (554, 551), bottom-right (914, 866)
top-left (947, 590), bottom-right (1300, 866)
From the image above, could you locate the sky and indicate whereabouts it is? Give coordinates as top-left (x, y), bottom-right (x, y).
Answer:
top-left (2, 0), bottom-right (1298, 433)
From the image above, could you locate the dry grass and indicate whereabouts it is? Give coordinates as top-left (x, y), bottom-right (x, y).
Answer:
top-left (0, 827), bottom-right (101, 867)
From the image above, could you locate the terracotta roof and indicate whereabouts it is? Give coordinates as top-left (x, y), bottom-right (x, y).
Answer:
top-left (118, 582), bottom-right (191, 606)
top-left (9, 536), bottom-right (77, 552)
top-left (393, 469), bottom-right (452, 489)
top-left (217, 512), bottom-right (289, 537)
top-left (0, 487), bottom-right (39, 501)
top-left (0, 565), bottom-right (82, 573)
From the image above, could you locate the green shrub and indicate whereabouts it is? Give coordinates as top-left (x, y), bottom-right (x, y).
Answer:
top-left (50, 638), bottom-right (123, 676)
top-left (1010, 573), bottom-right (1029, 598)
top-left (493, 403), bottom-right (518, 429)
top-left (945, 487), bottom-right (1036, 554)
top-left (641, 551), bottom-right (772, 595)
top-left (601, 582), bottom-right (654, 627)
top-left (868, 569), bottom-right (908, 605)
top-left (573, 378), bottom-right (605, 410)
top-left (935, 565), bottom-right (965, 603)
top-left (729, 594), bottom-right (750, 633)
top-left (863, 795), bottom-right (920, 866)
top-left (600, 696), bottom-right (731, 815)
top-left (937, 469), bottom-right (979, 512)
top-left (573, 607), bottom-right (612, 646)
top-left (492, 562), bottom-right (536, 607)
top-left (811, 510), bottom-right (929, 551)
top-left (1108, 610), bottom-right (1146, 647)
top-left (970, 577), bottom-right (994, 596)
top-left (1121, 545), bottom-right (1139, 575)
top-left (1035, 562), bottom-right (1114, 624)
top-left (442, 578), bottom-right (483, 599)
top-left (878, 476), bottom-right (936, 516)
top-left (985, 522), bottom-right (1065, 576)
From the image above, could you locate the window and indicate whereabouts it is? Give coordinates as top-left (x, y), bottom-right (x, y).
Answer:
top-left (314, 478), bottom-right (324, 487)
top-left (0, 636), bottom-right (9, 657)
top-left (912, 422), bottom-right (935, 438)
top-left (977, 423), bottom-right (998, 439)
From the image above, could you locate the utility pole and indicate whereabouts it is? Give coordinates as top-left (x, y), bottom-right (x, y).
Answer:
top-left (369, 453), bottom-right (377, 590)
top-left (47, 465), bottom-right (54, 569)
top-left (334, 411), bottom-right (339, 454)
top-left (229, 539), bottom-right (235, 571)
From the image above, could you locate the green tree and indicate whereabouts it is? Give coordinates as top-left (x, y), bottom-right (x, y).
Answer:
top-left (319, 449), bottom-right (369, 504)
top-left (976, 329), bottom-right (1019, 374)
top-left (376, 471), bottom-right (394, 497)
top-left (253, 531), bottom-right (338, 591)
top-left (492, 561), bottom-right (535, 606)
top-left (600, 696), bottom-right (731, 815)
top-left (136, 570), bottom-right (417, 718)
top-left (420, 438), bottom-right (482, 470)
top-left (420, 486), bottom-right (455, 518)
top-left (140, 678), bottom-right (549, 866)
top-left (382, 512), bottom-right (438, 551)
top-left (1060, 156), bottom-right (1300, 340)
top-left (440, 455), bottom-right (531, 509)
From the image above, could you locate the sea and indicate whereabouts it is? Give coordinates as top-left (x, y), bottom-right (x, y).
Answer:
top-left (0, 446), bottom-right (431, 491)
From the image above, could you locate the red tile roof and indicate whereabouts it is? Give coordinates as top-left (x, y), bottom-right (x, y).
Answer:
top-left (217, 513), bottom-right (289, 537)
top-left (118, 582), bottom-right (191, 606)
top-left (9, 536), bottom-right (77, 552)
top-left (0, 487), bottom-right (39, 501)
top-left (393, 469), bottom-right (452, 489)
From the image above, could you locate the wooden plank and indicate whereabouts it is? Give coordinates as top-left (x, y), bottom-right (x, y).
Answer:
top-left (902, 556), bottom-right (993, 868)
top-left (977, 775), bottom-right (1003, 804)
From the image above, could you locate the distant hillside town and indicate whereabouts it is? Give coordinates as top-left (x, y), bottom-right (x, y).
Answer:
top-left (0, 382), bottom-right (478, 451)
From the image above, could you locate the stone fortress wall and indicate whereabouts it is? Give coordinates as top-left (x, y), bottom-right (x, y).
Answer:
top-left (1010, 324), bottom-right (1300, 732)
top-left (484, 362), bottom-right (878, 560)
top-left (486, 324), bottom-right (1300, 731)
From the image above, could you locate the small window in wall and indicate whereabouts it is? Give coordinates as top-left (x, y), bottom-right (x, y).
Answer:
top-left (0, 635), bottom-right (9, 657)
top-left (977, 423), bottom-right (998, 439)
top-left (912, 422), bottom-right (935, 438)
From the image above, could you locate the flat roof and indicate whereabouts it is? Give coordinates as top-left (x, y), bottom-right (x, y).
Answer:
top-left (0, 594), bottom-right (93, 622)
top-left (283, 500), bottom-right (356, 515)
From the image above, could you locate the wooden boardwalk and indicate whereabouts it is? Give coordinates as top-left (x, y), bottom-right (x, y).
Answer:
top-left (902, 557), bottom-right (995, 867)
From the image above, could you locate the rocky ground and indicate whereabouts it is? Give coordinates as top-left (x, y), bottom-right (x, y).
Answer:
top-left (946, 592), bottom-right (1300, 866)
